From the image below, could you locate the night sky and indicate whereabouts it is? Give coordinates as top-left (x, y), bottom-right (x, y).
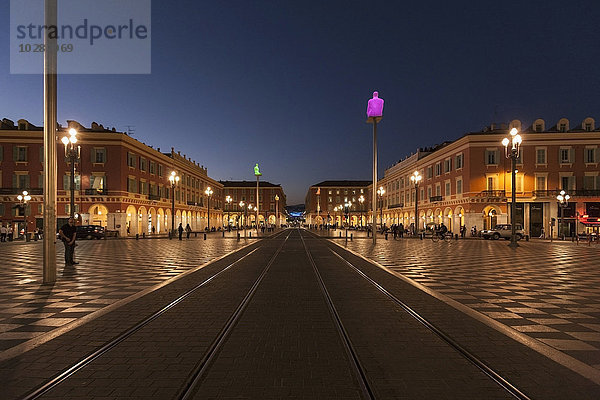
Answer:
top-left (1, 1), bottom-right (600, 204)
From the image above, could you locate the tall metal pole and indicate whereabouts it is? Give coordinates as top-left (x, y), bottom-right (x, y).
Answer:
top-left (372, 120), bottom-right (377, 244)
top-left (70, 154), bottom-right (75, 218)
top-left (171, 184), bottom-right (175, 235)
top-left (415, 183), bottom-right (419, 235)
top-left (43, 0), bottom-right (58, 284)
top-left (207, 195), bottom-right (210, 231)
top-left (256, 175), bottom-right (259, 233)
top-left (509, 156), bottom-right (518, 248)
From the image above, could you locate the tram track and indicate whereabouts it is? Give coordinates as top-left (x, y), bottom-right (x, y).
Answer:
top-left (302, 228), bottom-right (531, 400)
top-left (21, 229), bottom-right (290, 400)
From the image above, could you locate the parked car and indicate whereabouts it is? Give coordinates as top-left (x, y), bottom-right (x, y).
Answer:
top-left (76, 225), bottom-right (105, 240)
top-left (481, 224), bottom-right (524, 240)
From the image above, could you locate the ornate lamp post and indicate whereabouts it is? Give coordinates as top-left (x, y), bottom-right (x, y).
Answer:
top-left (205, 187), bottom-right (213, 231)
top-left (344, 201), bottom-right (352, 227)
top-left (556, 190), bottom-right (571, 239)
top-left (275, 194), bottom-right (280, 228)
top-left (239, 201), bottom-right (246, 238)
top-left (502, 128), bottom-right (523, 248)
top-left (225, 195), bottom-right (232, 228)
top-left (358, 195), bottom-right (365, 228)
top-left (410, 171), bottom-right (422, 235)
top-left (366, 91), bottom-right (384, 244)
top-left (254, 163), bottom-right (262, 233)
top-left (334, 205), bottom-right (340, 228)
top-left (377, 186), bottom-right (385, 231)
top-left (168, 171), bottom-right (180, 237)
top-left (61, 128), bottom-right (80, 219)
top-left (17, 190), bottom-right (32, 240)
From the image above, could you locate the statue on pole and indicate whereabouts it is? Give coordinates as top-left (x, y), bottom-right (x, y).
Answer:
top-left (254, 163), bottom-right (262, 176)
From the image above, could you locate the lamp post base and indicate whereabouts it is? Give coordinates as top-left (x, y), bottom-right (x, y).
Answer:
top-left (508, 240), bottom-right (519, 249)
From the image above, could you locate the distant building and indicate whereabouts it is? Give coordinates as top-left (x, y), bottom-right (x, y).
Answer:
top-left (220, 181), bottom-right (286, 227)
top-left (378, 117), bottom-right (600, 237)
top-left (305, 180), bottom-right (372, 226)
top-left (0, 118), bottom-right (223, 237)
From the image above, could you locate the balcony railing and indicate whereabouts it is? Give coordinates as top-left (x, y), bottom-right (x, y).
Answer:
top-left (387, 203), bottom-right (404, 209)
top-left (148, 194), bottom-right (161, 201)
top-left (0, 188), bottom-right (43, 195)
top-left (477, 190), bottom-right (505, 197)
top-left (533, 190), bottom-right (600, 198)
top-left (84, 189), bottom-right (109, 196)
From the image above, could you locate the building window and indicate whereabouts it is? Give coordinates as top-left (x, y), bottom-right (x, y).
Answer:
top-left (90, 175), bottom-right (105, 191)
top-left (14, 146), bottom-right (28, 162)
top-left (65, 204), bottom-right (80, 215)
top-left (536, 148), bottom-right (546, 164)
top-left (536, 176), bottom-right (547, 191)
top-left (559, 148), bottom-right (573, 164)
top-left (127, 152), bottom-right (137, 168)
top-left (487, 176), bottom-right (498, 190)
top-left (62, 174), bottom-right (81, 190)
top-left (445, 182), bottom-right (451, 196)
top-left (444, 159), bottom-right (452, 173)
top-left (455, 154), bottom-right (463, 169)
top-left (13, 173), bottom-right (30, 189)
top-left (149, 161), bottom-right (156, 174)
top-left (561, 176), bottom-right (575, 191)
top-left (456, 179), bottom-right (462, 194)
top-left (92, 148), bottom-right (106, 163)
top-left (158, 164), bottom-right (163, 177)
top-left (559, 123), bottom-right (567, 132)
top-left (435, 163), bottom-right (441, 176)
top-left (585, 148), bottom-right (597, 164)
top-left (427, 187), bottom-right (432, 199)
top-left (140, 157), bottom-right (147, 171)
top-left (535, 124), bottom-right (543, 132)
top-left (127, 177), bottom-right (138, 193)
top-left (435, 184), bottom-right (441, 196)
top-left (426, 167), bottom-right (433, 179)
top-left (585, 123), bottom-right (592, 131)
top-left (485, 149), bottom-right (498, 165)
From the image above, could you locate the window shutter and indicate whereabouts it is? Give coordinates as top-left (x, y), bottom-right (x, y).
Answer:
top-left (12, 174), bottom-right (17, 188)
top-left (0, 145), bottom-right (3, 162)
top-left (596, 176), bottom-right (600, 190)
top-left (25, 175), bottom-right (30, 188)
top-left (63, 175), bottom-right (70, 190)
top-left (38, 174), bottom-right (43, 189)
top-left (13, 146), bottom-right (18, 161)
top-left (584, 176), bottom-right (594, 190)
top-left (39, 146), bottom-right (43, 162)
top-left (569, 176), bottom-right (576, 190)
top-left (91, 148), bottom-right (96, 163)
top-left (569, 148), bottom-right (575, 163)
top-left (12, 205), bottom-right (17, 217)
top-left (26, 204), bottom-right (31, 215)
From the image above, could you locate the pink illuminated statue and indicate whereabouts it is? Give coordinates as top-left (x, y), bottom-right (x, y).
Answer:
top-left (366, 91), bottom-right (384, 118)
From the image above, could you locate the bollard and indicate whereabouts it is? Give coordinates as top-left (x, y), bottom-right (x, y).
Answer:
top-left (135, 234), bottom-right (139, 240)
top-left (339, 232), bottom-right (342, 238)
top-left (385, 233), bottom-right (388, 240)
top-left (195, 232), bottom-right (197, 238)
top-left (222, 231), bottom-right (225, 237)
top-left (526, 235), bottom-right (530, 242)
top-left (419, 234), bottom-right (423, 240)
top-left (142, 233), bottom-right (145, 239)
top-left (455, 234), bottom-right (458, 240)
top-left (351, 233), bottom-right (353, 241)
top-left (249, 232), bottom-right (252, 238)
top-left (204, 233), bottom-right (207, 240)
top-left (237, 233), bottom-right (240, 241)
top-left (169, 231), bottom-right (172, 240)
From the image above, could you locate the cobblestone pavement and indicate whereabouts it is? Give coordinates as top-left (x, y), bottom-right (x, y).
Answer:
top-left (332, 234), bottom-right (600, 371)
top-left (0, 236), bottom-right (252, 358)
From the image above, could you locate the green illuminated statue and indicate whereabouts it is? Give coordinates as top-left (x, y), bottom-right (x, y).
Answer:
top-left (254, 163), bottom-right (262, 176)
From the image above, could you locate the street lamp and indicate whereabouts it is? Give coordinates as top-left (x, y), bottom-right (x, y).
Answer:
top-left (502, 127), bottom-right (523, 248)
top-left (225, 195), bottom-right (232, 228)
top-left (358, 195), bottom-right (365, 227)
top-left (344, 201), bottom-right (352, 227)
top-left (17, 190), bottom-right (32, 240)
top-left (334, 205), bottom-right (340, 228)
top-left (377, 186), bottom-right (385, 231)
top-left (275, 194), bottom-right (280, 228)
top-left (205, 187), bottom-right (213, 231)
top-left (557, 190), bottom-right (571, 239)
top-left (366, 91), bottom-right (384, 244)
top-left (168, 171), bottom-right (180, 237)
top-left (239, 201), bottom-right (247, 238)
top-left (410, 171), bottom-right (422, 235)
top-left (61, 128), bottom-right (80, 219)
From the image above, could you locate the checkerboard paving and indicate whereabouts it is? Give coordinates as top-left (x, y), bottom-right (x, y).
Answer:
top-left (0, 237), bottom-right (248, 356)
top-left (337, 237), bottom-right (600, 370)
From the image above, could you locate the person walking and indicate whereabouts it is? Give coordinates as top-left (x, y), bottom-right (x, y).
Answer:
top-left (7, 225), bottom-right (13, 241)
top-left (59, 218), bottom-right (78, 266)
top-left (539, 226), bottom-right (545, 239)
top-left (0, 224), bottom-right (6, 242)
top-left (178, 223), bottom-right (184, 241)
top-left (185, 223), bottom-right (192, 239)
top-left (398, 223), bottom-right (404, 238)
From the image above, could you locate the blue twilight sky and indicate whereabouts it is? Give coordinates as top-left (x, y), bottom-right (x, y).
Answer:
top-left (1, 0), bottom-right (600, 204)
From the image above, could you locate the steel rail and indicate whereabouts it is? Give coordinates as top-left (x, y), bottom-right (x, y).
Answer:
top-left (21, 229), bottom-right (290, 400)
top-left (298, 229), bottom-right (375, 400)
top-left (327, 245), bottom-right (531, 400)
top-left (178, 230), bottom-right (291, 399)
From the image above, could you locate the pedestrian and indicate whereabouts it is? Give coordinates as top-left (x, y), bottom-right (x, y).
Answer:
top-left (460, 225), bottom-right (466, 238)
top-left (185, 223), bottom-right (192, 239)
top-left (398, 223), bottom-right (404, 238)
top-left (59, 218), bottom-right (78, 266)
top-left (392, 224), bottom-right (397, 240)
top-left (539, 226), bottom-right (545, 239)
top-left (7, 225), bottom-right (13, 241)
top-left (0, 224), bottom-right (6, 242)
top-left (178, 223), bottom-right (184, 240)
top-left (151, 226), bottom-right (156, 235)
